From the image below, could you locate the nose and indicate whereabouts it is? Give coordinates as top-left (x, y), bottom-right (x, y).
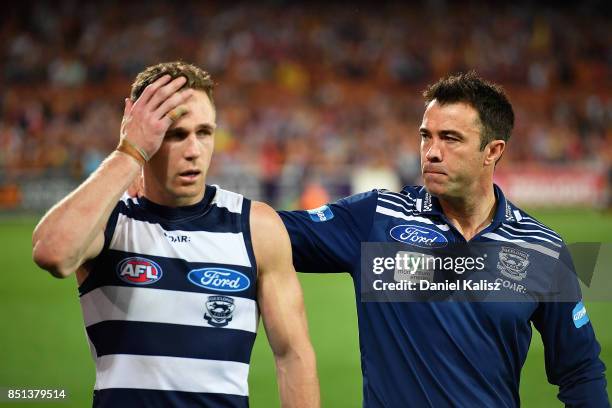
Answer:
top-left (423, 137), bottom-right (442, 163)
top-left (184, 133), bottom-right (201, 161)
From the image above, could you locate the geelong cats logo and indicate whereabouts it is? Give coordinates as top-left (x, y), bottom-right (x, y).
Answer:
top-left (204, 296), bottom-right (236, 327)
top-left (497, 246), bottom-right (530, 281)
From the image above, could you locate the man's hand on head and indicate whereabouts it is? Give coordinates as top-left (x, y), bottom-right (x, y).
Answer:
top-left (120, 75), bottom-right (193, 161)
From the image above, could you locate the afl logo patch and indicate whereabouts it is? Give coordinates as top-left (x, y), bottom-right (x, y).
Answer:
top-left (204, 295), bottom-right (235, 327)
top-left (117, 257), bottom-right (163, 285)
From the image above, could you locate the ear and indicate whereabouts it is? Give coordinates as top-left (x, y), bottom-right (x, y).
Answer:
top-left (483, 140), bottom-right (505, 166)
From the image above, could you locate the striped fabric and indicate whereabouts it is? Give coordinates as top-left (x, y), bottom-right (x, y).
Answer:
top-left (78, 186), bottom-right (258, 407)
top-left (374, 186), bottom-right (563, 259)
top-left (375, 191), bottom-right (451, 231)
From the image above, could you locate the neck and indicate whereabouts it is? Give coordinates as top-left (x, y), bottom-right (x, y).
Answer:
top-left (437, 183), bottom-right (496, 241)
top-left (143, 181), bottom-right (206, 208)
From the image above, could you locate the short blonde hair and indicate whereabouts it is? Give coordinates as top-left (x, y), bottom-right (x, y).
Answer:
top-left (130, 61), bottom-right (214, 105)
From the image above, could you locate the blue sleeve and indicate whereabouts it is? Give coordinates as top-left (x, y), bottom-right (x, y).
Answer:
top-left (278, 190), bottom-right (378, 274)
top-left (531, 245), bottom-right (609, 407)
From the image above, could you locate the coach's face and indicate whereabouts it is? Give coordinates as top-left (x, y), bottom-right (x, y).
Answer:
top-left (145, 90), bottom-right (216, 206)
top-left (420, 100), bottom-right (493, 199)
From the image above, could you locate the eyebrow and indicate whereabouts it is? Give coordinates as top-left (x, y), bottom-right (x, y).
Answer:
top-left (195, 124), bottom-right (216, 132)
top-left (419, 127), bottom-right (465, 139)
top-left (167, 123), bottom-right (217, 135)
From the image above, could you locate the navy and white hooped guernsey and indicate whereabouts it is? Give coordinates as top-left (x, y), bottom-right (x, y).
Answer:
top-left (78, 185), bottom-right (258, 408)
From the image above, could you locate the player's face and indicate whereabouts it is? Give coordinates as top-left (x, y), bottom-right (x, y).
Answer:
top-left (419, 100), bottom-right (488, 199)
top-left (145, 90), bottom-right (216, 206)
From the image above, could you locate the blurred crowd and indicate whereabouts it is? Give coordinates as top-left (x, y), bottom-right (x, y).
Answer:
top-left (0, 1), bottom-right (610, 206)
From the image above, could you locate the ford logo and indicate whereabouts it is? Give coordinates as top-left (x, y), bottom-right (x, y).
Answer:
top-left (187, 268), bottom-right (251, 292)
top-left (389, 225), bottom-right (448, 248)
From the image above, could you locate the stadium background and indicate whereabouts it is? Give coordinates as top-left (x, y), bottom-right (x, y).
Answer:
top-left (1, 1), bottom-right (610, 406)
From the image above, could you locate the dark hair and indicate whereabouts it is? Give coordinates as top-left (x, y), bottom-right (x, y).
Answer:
top-left (130, 61), bottom-right (214, 105)
top-left (423, 71), bottom-right (514, 150)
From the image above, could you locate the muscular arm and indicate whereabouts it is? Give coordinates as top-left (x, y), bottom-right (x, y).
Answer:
top-left (251, 201), bottom-right (320, 408)
top-left (32, 153), bottom-right (140, 278)
top-left (32, 74), bottom-right (192, 278)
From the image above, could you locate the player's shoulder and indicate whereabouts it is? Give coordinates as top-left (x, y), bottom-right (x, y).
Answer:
top-left (250, 200), bottom-right (284, 232)
top-left (502, 200), bottom-right (565, 245)
top-left (250, 200), bottom-right (290, 262)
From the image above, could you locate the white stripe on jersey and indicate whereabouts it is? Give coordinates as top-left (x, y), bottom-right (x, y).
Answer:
top-left (378, 192), bottom-right (415, 208)
top-left (497, 227), bottom-right (562, 247)
top-left (518, 218), bottom-right (558, 235)
top-left (501, 223), bottom-right (563, 243)
top-left (376, 206), bottom-right (450, 231)
top-left (481, 232), bottom-right (560, 258)
top-left (110, 214), bottom-right (251, 266)
top-left (82, 286), bottom-right (258, 333)
top-left (94, 354), bottom-right (249, 395)
top-left (377, 198), bottom-right (415, 214)
top-left (211, 187), bottom-right (244, 214)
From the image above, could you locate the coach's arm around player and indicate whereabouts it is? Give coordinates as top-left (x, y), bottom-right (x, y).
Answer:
top-left (251, 201), bottom-right (321, 408)
top-left (32, 75), bottom-right (191, 278)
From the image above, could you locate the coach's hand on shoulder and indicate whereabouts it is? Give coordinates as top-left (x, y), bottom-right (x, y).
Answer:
top-left (121, 75), bottom-right (193, 160)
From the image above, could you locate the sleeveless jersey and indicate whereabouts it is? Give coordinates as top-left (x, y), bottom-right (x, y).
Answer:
top-left (78, 185), bottom-right (258, 407)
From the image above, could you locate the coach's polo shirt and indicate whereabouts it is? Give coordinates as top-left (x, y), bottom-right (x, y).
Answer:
top-left (280, 185), bottom-right (609, 408)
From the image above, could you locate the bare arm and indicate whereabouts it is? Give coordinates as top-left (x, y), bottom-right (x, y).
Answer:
top-left (251, 201), bottom-right (320, 408)
top-left (32, 153), bottom-right (140, 278)
top-left (32, 74), bottom-right (192, 278)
